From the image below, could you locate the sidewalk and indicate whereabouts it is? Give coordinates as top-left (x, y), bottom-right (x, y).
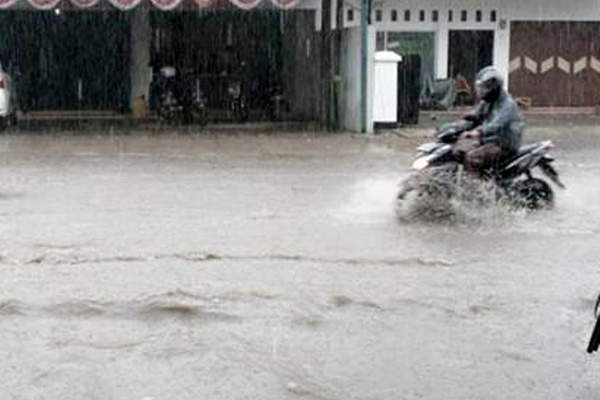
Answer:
top-left (417, 106), bottom-right (600, 130)
top-left (426, 106), bottom-right (597, 116)
top-left (11, 107), bottom-right (600, 134)
top-left (14, 110), bottom-right (320, 134)
top-left (20, 107), bottom-right (598, 120)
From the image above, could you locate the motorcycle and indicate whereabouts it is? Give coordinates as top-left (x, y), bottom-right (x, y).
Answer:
top-left (397, 124), bottom-right (565, 210)
top-left (154, 66), bottom-right (208, 126)
top-left (227, 80), bottom-right (248, 123)
top-left (225, 60), bottom-right (249, 123)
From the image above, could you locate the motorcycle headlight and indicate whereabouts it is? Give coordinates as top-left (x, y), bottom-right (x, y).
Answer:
top-left (412, 156), bottom-right (431, 171)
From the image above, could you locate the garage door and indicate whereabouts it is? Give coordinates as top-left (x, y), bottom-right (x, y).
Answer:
top-left (509, 22), bottom-right (600, 107)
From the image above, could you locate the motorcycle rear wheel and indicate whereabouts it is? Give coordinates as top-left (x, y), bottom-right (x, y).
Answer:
top-left (512, 177), bottom-right (554, 210)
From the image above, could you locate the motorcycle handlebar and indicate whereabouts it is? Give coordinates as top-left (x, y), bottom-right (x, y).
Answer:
top-left (434, 127), bottom-right (461, 143)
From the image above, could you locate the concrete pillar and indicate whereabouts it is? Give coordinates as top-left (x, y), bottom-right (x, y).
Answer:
top-left (493, 22), bottom-right (511, 88)
top-left (366, 25), bottom-right (376, 134)
top-left (435, 23), bottom-right (449, 79)
top-left (130, 5), bottom-right (152, 106)
top-left (340, 25), bottom-right (375, 133)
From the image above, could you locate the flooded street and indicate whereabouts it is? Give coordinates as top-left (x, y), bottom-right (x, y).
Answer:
top-left (1, 122), bottom-right (600, 399)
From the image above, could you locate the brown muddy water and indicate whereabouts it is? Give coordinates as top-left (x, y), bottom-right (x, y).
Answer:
top-left (0, 127), bottom-right (599, 400)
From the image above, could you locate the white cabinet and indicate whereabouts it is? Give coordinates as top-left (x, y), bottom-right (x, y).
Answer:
top-left (373, 51), bottom-right (402, 126)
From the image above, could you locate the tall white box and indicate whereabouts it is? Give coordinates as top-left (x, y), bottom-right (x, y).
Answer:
top-left (373, 51), bottom-right (403, 127)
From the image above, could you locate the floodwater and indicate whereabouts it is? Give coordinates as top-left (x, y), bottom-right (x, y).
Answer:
top-left (0, 123), bottom-right (599, 399)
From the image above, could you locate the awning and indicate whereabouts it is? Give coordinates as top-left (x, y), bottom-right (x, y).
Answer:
top-left (1, 0), bottom-right (301, 10)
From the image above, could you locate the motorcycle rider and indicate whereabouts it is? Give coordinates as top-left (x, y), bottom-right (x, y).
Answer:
top-left (397, 66), bottom-right (524, 200)
top-left (450, 66), bottom-right (524, 174)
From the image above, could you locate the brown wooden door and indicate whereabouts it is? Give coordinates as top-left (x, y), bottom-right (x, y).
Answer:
top-left (510, 21), bottom-right (600, 106)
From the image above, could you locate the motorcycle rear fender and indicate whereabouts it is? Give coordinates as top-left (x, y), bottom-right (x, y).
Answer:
top-left (538, 157), bottom-right (565, 189)
top-left (504, 150), bottom-right (545, 176)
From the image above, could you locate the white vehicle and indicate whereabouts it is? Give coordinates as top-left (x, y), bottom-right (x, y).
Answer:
top-left (0, 63), bottom-right (18, 130)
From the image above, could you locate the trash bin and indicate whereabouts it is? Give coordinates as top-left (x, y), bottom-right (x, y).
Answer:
top-left (373, 51), bottom-right (403, 128)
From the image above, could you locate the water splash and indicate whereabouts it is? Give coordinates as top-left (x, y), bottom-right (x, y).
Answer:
top-left (335, 177), bottom-right (399, 223)
top-left (396, 176), bottom-right (520, 228)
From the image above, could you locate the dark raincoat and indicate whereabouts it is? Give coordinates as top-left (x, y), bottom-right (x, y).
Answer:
top-left (451, 90), bottom-right (524, 153)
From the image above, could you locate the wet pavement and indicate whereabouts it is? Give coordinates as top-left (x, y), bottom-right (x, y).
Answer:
top-left (0, 120), bottom-right (599, 399)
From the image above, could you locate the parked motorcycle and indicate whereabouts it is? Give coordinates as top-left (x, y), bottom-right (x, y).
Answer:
top-left (154, 66), bottom-right (208, 126)
top-left (227, 80), bottom-right (248, 123)
top-left (397, 125), bottom-right (565, 210)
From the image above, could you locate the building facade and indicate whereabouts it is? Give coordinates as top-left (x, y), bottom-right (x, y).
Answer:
top-left (1, 0), bottom-right (599, 132)
top-left (352, 0), bottom-right (600, 109)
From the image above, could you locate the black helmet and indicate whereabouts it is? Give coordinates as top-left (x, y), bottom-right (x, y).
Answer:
top-left (475, 66), bottom-right (503, 101)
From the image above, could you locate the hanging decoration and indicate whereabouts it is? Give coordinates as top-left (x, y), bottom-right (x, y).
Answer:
top-left (228, 0), bottom-right (262, 10)
top-left (269, 0), bottom-right (299, 9)
top-left (26, 0), bottom-right (61, 10)
top-left (0, 0), bottom-right (19, 9)
top-left (69, 0), bottom-right (101, 8)
top-left (150, 0), bottom-right (182, 10)
top-left (192, 0), bottom-right (217, 8)
top-left (106, 0), bottom-right (143, 10)
top-left (8, 0), bottom-right (302, 10)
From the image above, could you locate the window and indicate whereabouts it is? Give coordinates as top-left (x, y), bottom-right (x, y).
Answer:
top-left (419, 10), bottom-right (425, 21)
top-left (476, 10), bottom-right (482, 22)
top-left (375, 9), bottom-right (382, 22)
top-left (391, 9), bottom-right (397, 22)
top-left (461, 10), bottom-right (467, 21)
top-left (376, 32), bottom-right (385, 51)
top-left (448, 10), bottom-right (453, 22)
top-left (490, 10), bottom-right (497, 22)
top-left (404, 10), bottom-right (411, 21)
top-left (432, 10), bottom-right (439, 22)
top-left (347, 8), bottom-right (354, 22)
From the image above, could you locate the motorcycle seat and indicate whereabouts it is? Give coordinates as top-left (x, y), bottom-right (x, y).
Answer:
top-left (514, 143), bottom-right (540, 157)
top-left (495, 143), bottom-right (543, 174)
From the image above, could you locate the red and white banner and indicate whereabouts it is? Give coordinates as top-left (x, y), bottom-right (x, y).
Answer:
top-left (192, 0), bottom-right (217, 8)
top-left (106, 0), bottom-right (143, 10)
top-left (150, 0), bottom-right (182, 10)
top-left (9, 0), bottom-right (302, 10)
top-left (192, 0), bottom-right (217, 7)
top-left (69, 0), bottom-right (101, 8)
top-left (269, 0), bottom-right (299, 9)
top-left (0, 0), bottom-right (18, 9)
top-left (228, 0), bottom-right (262, 10)
top-left (26, 0), bottom-right (61, 9)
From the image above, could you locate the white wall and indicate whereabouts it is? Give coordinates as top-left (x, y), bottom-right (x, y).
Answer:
top-left (341, 0), bottom-right (600, 25)
top-left (343, 0), bottom-right (507, 30)
top-left (338, 0), bottom-right (600, 86)
top-left (494, 22), bottom-right (510, 89)
top-left (506, 0), bottom-right (600, 21)
top-left (360, 0), bottom-right (508, 80)
top-left (340, 26), bottom-right (376, 133)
